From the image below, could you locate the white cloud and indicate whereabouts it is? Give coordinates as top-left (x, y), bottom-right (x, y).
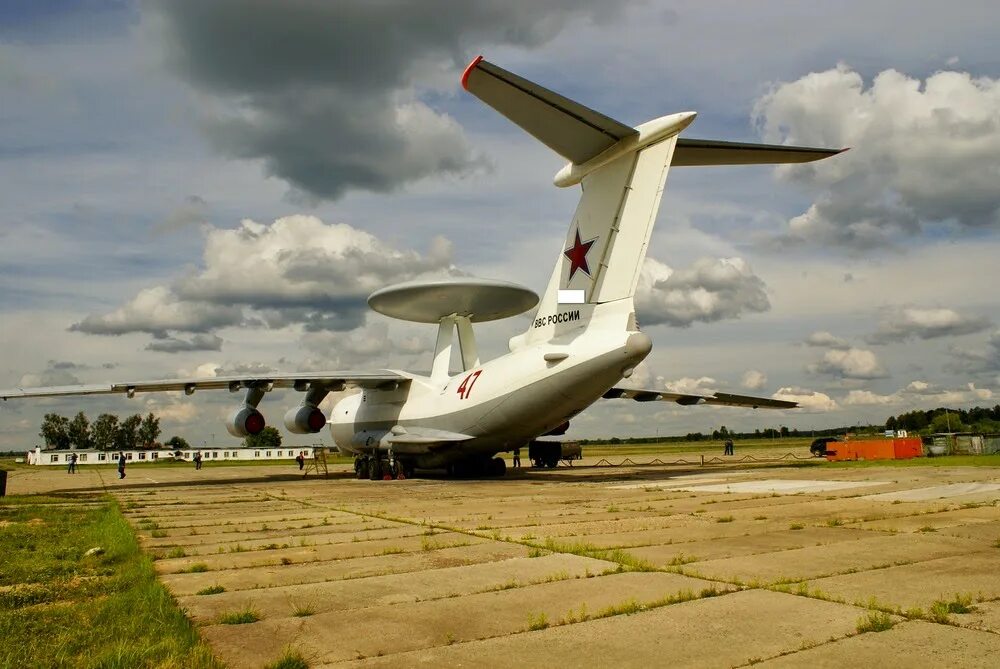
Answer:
top-left (754, 66), bottom-right (1000, 248)
top-left (805, 331), bottom-right (850, 349)
top-left (73, 215), bottom-right (458, 341)
top-left (772, 387), bottom-right (838, 412)
top-left (843, 389), bottom-right (898, 406)
top-left (741, 369), bottom-right (767, 390)
top-left (662, 376), bottom-right (718, 395)
top-left (868, 307), bottom-right (990, 344)
top-left (635, 256), bottom-right (770, 327)
top-left (809, 347), bottom-right (888, 379)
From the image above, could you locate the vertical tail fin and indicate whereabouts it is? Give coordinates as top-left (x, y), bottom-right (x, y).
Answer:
top-left (463, 56), bottom-right (693, 343)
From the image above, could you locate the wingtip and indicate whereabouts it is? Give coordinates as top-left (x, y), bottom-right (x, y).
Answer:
top-left (461, 55), bottom-right (484, 90)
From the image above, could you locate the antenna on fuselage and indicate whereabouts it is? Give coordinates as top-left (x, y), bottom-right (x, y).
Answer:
top-left (367, 278), bottom-right (539, 381)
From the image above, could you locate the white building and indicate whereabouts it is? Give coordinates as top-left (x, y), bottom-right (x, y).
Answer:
top-left (25, 446), bottom-right (316, 466)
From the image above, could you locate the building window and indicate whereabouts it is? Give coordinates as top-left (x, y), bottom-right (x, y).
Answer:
top-left (266, 451), bottom-right (271, 457)
top-left (255, 451), bottom-right (260, 457)
top-left (126, 453), bottom-right (133, 460)
top-left (138, 452), bottom-right (146, 460)
top-left (98, 453), bottom-right (107, 461)
top-left (79, 454), bottom-right (88, 462)
top-left (50, 454), bottom-right (59, 463)
top-left (151, 453), bottom-right (158, 460)
top-left (212, 452), bottom-right (218, 458)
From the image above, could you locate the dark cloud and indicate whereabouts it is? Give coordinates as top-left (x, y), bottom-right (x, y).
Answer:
top-left (145, 333), bottom-right (224, 353)
top-left (948, 330), bottom-right (1000, 374)
top-left (150, 0), bottom-right (618, 199)
top-left (152, 195), bottom-right (209, 235)
top-left (867, 307), bottom-right (991, 344)
top-left (635, 257), bottom-right (770, 327)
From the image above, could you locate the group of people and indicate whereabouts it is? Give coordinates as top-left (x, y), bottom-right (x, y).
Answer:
top-left (67, 449), bottom-right (312, 478)
top-left (723, 439), bottom-right (735, 456)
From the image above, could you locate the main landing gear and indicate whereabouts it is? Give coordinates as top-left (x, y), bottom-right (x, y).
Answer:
top-left (354, 456), bottom-right (414, 481)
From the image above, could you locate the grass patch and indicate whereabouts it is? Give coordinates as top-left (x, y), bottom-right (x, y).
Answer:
top-left (167, 547), bottom-right (187, 558)
top-left (830, 454), bottom-right (1000, 468)
top-left (526, 612), bottom-right (549, 631)
top-left (218, 606), bottom-right (261, 625)
top-left (150, 529), bottom-right (168, 538)
top-left (826, 518), bottom-right (844, 527)
top-left (264, 648), bottom-right (310, 669)
top-left (291, 602), bottom-right (316, 617)
top-left (929, 594), bottom-right (975, 622)
top-left (789, 523), bottom-right (805, 531)
top-left (856, 611), bottom-right (895, 633)
top-left (916, 526), bottom-right (938, 533)
top-left (196, 585), bottom-right (226, 595)
top-left (0, 493), bottom-right (219, 667)
top-left (183, 563), bottom-right (210, 573)
top-left (715, 515), bottom-right (734, 523)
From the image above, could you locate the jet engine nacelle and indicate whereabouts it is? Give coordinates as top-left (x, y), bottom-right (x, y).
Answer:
top-left (226, 406), bottom-right (266, 438)
top-left (283, 405), bottom-right (327, 434)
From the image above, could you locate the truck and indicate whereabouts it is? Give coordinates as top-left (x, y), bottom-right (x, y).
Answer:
top-left (528, 440), bottom-right (582, 468)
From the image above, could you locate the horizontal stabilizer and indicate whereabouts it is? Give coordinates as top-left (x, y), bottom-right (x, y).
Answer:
top-left (673, 139), bottom-right (845, 166)
top-left (462, 55), bottom-right (637, 165)
top-left (604, 387), bottom-right (797, 409)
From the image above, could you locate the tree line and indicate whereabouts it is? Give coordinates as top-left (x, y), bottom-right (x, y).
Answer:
top-left (885, 405), bottom-right (1000, 435)
top-left (39, 411), bottom-right (189, 451)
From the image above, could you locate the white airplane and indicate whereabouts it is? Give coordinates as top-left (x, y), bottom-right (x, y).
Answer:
top-left (1, 56), bottom-right (843, 479)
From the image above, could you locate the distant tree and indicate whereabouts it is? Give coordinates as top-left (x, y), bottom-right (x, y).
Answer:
top-left (116, 414), bottom-right (142, 450)
top-left (137, 412), bottom-right (161, 448)
top-left (780, 426), bottom-right (790, 437)
top-left (244, 426), bottom-right (282, 450)
top-left (685, 432), bottom-right (704, 442)
top-left (67, 411), bottom-right (91, 450)
top-left (718, 425), bottom-right (729, 438)
top-left (91, 414), bottom-right (119, 451)
top-left (164, 435), bottom-right (190, 450)
top-left (40, 413), bottom-right (71, 450)
top-left (930, 412), bottom-right (966, 434)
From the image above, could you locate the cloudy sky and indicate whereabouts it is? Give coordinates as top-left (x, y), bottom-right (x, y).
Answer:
top-left (3, 1), bottom-right (1000, 450)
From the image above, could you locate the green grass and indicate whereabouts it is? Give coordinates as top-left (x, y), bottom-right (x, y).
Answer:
top-left (856, 611), bottom-right (895, 633)
top-left (291, 602), bottom-right (316, 617)
top-left (183, 563), bottom-right (210, 573)
top-left (218, 606), bottom-right (262, 624)
top-left (0, 493), bottom-right (219, 667)
top-left (929, 594), bottom-right (974, 623)
top-left (196, 585), bottom-right (226, 595)
top-left (264, 648), bottom-right (310, 669)
top-left (715, 515), bottom-right (735, 523)
top-left (526, 612), bottom-right (549, 631)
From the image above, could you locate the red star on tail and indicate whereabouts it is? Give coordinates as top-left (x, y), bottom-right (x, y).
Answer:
top-left (564, 229), bottom-right (597, 280)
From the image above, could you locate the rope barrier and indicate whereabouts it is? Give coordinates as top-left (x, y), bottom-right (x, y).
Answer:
top-left (589, 452), bottom-right (815, 468)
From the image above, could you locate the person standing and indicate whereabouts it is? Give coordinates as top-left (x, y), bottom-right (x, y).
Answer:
top-left (724, 438), bottom-right (734, 456)
top-left (512, 448), bottom-right (521, 469)
top-left (68, 452), bottom-right (77, 474)
top-left (295, 452), bottom-right (305, 470)
top-left (194, 452), bottom-right (202, 470)
top-left (117, 452), bottom-right (126, 479)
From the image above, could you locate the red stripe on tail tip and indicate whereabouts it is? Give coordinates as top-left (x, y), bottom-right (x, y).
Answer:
top-left (461, 55), bottom-right (484, 90)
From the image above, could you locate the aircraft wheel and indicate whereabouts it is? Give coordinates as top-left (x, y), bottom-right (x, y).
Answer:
top-left (489, 457), bottom-right (506, 477)
top-left (368, 457), bottom-right (382, 480)
top-left (355, 457), bottom-right (367, 480)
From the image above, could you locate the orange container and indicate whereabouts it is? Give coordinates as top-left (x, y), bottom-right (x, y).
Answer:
top-left (892, 437), bottom-right (922, 459)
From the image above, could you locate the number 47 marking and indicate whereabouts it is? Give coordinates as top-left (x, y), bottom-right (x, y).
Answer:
top-left (457, 370), bottom-right (482, 400)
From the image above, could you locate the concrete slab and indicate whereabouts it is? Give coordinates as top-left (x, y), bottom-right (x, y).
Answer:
top-left (178, 553), bottom-right (618, 623)
top-left (954, 599), bottom-right (1000, 634)
top-left (154, 531), bottom-right (483, 574)
top-left (656, 479), bottom-right (890, 495)
top-left (863, 483), bottom-right (1000, 502)
top-left (202, 571), bottom-right (728, 667)
top-left (338, 589), bottom-right (865, 668)
top-left (684, 533), bottom-right (979, 584)
top-left (630, 526), bottom-right (874, 565)
top-left (160, 541), bottom-right (531, 596)
top-left (803, 552), bottom-right (1000, 611)
top-left (758, 620), bottom-right (1000, 667)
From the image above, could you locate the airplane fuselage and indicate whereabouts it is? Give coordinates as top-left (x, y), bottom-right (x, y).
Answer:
top-left (329, 308), bottom-right (651, 469)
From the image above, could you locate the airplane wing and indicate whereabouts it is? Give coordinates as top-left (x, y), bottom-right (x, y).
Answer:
top-left (0, 371), bottom-right (409, 400)
top-left (603, 387), bottom-right (797, 409)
